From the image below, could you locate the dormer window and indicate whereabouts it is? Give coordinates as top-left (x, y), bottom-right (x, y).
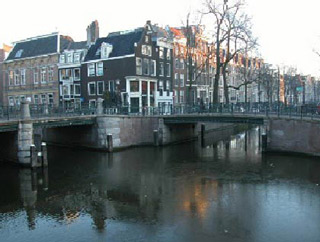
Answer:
top-left (15, 49), bottom-right (23, 58)
top-left (74, 53), bottom-right (80, 63)
top-left (60, 55), bottom-right (65, 63)
top-left (101, 42), bottom-right (113, 59)
top-left (67, 53), bottom-right (73, 63)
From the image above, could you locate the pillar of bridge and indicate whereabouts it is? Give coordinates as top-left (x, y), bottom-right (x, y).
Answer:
top-left (97, 98), bottom-right (104, 115)
top-left (18, 100), bottom-right (34, 166)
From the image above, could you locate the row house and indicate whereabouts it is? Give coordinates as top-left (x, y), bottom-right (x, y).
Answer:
top-left (169, 26), bottom-right (212, 106)
top-left (3, 33), bottom-right (73, 107)
top-left (0, 44), bottom-right (12, 105)
top-left (58, 41), bottom-right (88, 108)
top-left (82, 21), bottom-right (174, 111)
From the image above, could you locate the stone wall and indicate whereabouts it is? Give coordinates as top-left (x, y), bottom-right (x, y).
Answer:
top-left (267, 118), bottom-right (320, 156)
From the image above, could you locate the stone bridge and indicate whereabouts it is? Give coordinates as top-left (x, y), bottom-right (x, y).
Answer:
top-left (1, 101), bottom-right (320, 167)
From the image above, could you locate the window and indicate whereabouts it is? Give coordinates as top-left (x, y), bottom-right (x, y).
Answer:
top-left (166, 63), bottom-right (171, 77)
top-left (8, 96), bottom-right (14, 106)
top-left (48, 93), bottom-right (54, 105)
top-left (67, 53), bottom-right (73, 63)
top-left (88, 82), bottom-right (96, 95)
top-left (159, 80), bottom-right (164, 96)
top-left (97, 81), bottom-right (104, 95)
top-left (33, 69), bottom-right (39, 84)
top-left (180, 74), bottom-right (184, 87)
top-left (108, 80), bottom-right (115, 92)
top-left (159, 47), bottom-right (164, 59)
top-left (20, 69), bottom-right (26, 85)
top-left (41, 94), bottom-right (47, 104)
top-left (41, 67), bottom-right (47, 83)
top-left (180, 59), bottom-right (184, 69)
top-left (145, 35), bottom-right (149, 43)
top-left (15, 96), bottom-right (20, 106)
top-left (33, 95), bottom-right (39, 104)
top-left (60, 55), bottom-right (65, 63)
top-left (166, 81), bottom-right (170, 91)
top-left (180, 90), bottom-right (184, 103)
top-left (130, 81), bottom-right (139, 92)
top-left (159, 62), bottom-right (164, 76)
top-left (147, 46), bottom-right (152, 56)
top-left (15, 49), bottom-right (23, 58)
top-left (74, 84), bottom-right (81, 96)
top-left (62, 84), bottom-right (69, 96)
top-left (88, 63), bottom-right (95, 76)
top-left (175, 73), bottom-right (179, 86)
top-left (96, 62), bottom-right (103, 76)
top-left (166, 49), bottom-right (171, 60)
top-left (136, 58), bottom-right (142, 75)
top-left (74, 68), bottom-right (80, 81)
top-left (8, 70), bottom-right (14, 86)
top-left (150, 60), bottom-right (156, 76)
top-left (14, 70), bottom-right (20, 85)
top-left (142, 45), bottom-right (147, 55)
top-left (74, 53), bottom-right (80, 63)
top-left (48, 67), bottom-right (54, 82)
top-left (89, 99), bottom-right (96, 108)
top-left (143, 59), bottom-right (149, 75)
top-left (142, 45), bottom-right (152, 56)
top-left (60, 69), bottom-right (72, 81)
top-left (101, 42), bottom-right (113, 59)
top-left (175, 58), bottom-right (179, 69)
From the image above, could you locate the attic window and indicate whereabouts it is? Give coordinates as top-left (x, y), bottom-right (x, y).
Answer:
top-left (101, 42), bottom-right (113, 59)
top-left (15, 49), bottom-right (23, 58)
top-left (95, 48), bottom-right (101, 56)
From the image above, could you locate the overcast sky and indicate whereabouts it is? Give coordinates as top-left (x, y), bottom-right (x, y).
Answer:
top-left (1, 0), bottom-right (320, 75)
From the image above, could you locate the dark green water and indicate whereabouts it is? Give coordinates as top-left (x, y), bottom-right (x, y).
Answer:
top-left (1, 127), bottom-right (320, 242)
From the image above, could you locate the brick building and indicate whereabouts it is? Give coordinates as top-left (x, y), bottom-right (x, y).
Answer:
top-left (3, 33), bottom-right (73, 106)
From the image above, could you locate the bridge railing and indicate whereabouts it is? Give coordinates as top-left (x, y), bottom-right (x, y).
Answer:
top-left (1, 102), bottom-right (320, 121)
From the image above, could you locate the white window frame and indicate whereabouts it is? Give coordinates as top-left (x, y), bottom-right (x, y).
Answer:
top-left (67, 53), bottom-right (73, 63)
top-left (97, 81), bottom-right (105, 95)
top-left (74, 68), bottom-right (81, 81)
top-left (74, 53), bottom-right (80, 63)
top-left (60, 55), bottom-right (65, 63)
top-left (33, 69), bottom-right (39, 84)
top-left (136, 57), bottom-right (142, 75)
top-left (14, 70), bottom-right (20, 86)
top-left (150, 60), bottom-right (156, 76)
top-left (88, 82), bottom-right (96, 96)
top-left (8, 96), bottom-right (14, 106)
top-left (48, 66), bottom-right (54, 82)
top-left (88, 63), bottom-right (95, 77)
top-left (166, 63), bottom-right (171, 77)
top-left (96, 62), bottom-right (104, 76)
top-left (33, 94), bottom-right (39, 104)
top-left (159, 62), bottom-right (164, 76)
top-left (159, 47), bottom-right (164, 59)
top-left (41, 67), bottom-right (47, 83)
top-left (8, 70), bottom-right (14, 86)
top-left (20, 69), bottom-right (26, 85)
top-left (74, 84), bottom-right (81, 96)
top-left (180, 74), bottom-right (184, 87)
top-left (143, 59), bottom-right (149, 75)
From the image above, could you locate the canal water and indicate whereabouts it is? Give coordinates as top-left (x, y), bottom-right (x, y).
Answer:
top-left (1, 127), bottom-right (320, 242)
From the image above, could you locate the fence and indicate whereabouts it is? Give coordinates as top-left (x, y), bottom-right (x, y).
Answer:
top-left (0, 102), bottom-right (320, 121)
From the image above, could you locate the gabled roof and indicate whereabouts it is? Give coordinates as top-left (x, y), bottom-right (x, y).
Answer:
top-left (6, 34), bottom-right (73, 61)
top-left (84, 29), bottom-right (144, 62)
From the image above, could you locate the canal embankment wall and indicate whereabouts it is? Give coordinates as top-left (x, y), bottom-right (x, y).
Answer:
top-left (267, 118), bottom-right (320, 156)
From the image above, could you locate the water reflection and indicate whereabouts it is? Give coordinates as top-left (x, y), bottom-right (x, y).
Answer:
top-left (0, 127), bottom-right (320, 242)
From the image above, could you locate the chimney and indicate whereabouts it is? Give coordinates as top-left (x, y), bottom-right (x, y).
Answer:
top-left (87, 20), bottom-right (100, 47)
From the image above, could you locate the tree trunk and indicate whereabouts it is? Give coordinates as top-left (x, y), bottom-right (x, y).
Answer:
top-left (222, 66), bottom-right (229, 104)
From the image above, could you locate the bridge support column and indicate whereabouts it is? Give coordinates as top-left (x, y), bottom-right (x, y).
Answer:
top-left (97, 98), bottom-right (104, 115)
top-left (18, 101), bottom-right (34, 167)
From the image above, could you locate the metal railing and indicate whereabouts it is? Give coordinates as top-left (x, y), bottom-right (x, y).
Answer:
top-left (1, 102), bottom-right (320, 121)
